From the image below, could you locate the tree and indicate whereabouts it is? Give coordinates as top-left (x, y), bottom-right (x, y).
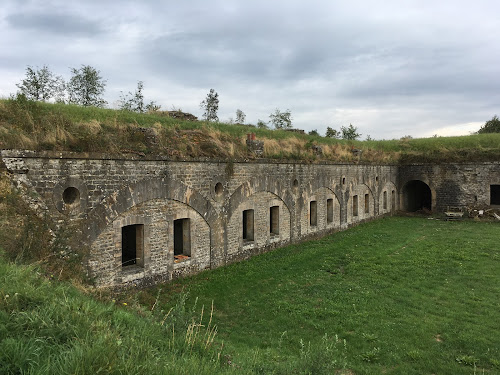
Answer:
top-left (119, 81), bottom-right (161, 113)
top-left (200, 89), bottom-right (219, 121)
top-left (235, 109), bottom-right (246, 124)
top-left (16, 65), bottom-right (65, 102)
top-left (269, 108), bottom-right (292, 129)
top-left (67, 65), bottom-right (107, 107)
top-left (478, 115), bottom-right (500, 133)
top-left (257, 119), bottom-right (268, 129)
top-left (325, 127), bottom-right (340, 138)
top-left (308, 129), bottom-right (319, 136)
top-left (341, 124), bottom-right (361, 140)
top-left (145, 101), bottom-right (161, 112)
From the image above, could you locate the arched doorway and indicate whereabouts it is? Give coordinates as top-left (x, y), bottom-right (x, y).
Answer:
top-left (403, 180), bottom-right (432, 212)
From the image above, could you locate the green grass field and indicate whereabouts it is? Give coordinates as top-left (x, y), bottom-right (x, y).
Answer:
top-left (127, 217), bottom-right (500, 374)
top-left (1, 217), bottom-right (500, 374)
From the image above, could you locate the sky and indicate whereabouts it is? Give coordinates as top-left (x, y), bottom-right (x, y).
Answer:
top-left (1, 0), bottom-right (499, 139)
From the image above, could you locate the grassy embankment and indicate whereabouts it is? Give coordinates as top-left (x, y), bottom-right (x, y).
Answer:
top-left (1, 96), bottom-right (500, 163)
top-left (2, 215), bottom-right (499, 374)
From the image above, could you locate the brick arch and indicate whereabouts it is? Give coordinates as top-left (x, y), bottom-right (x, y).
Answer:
top-left (353, 182), bottom-right (375, 198)
top-left (301, 175), bottom-right (337, 193)
top-left (399, 176), bottom-right (436, 211)
top-left (310, 186), bottom-right (343, 229)
top-left (379, 181), bottom-right (398, 212)
top-left (344, 181), bottom-right (376, 204)
top-left (84, 176), bottom-right (219, 243)
top-left (312, 186), bottom-right (341, 204)
top-left (226, 175), bottom-right (294, 217)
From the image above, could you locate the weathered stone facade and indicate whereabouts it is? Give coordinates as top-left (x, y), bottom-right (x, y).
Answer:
top-left (2, 150), bottom-right (498, 287)
top-left (399, 163), bottom-right (500, 211)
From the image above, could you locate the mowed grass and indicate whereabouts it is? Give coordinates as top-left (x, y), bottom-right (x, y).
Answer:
top-left (129, 217), bottom-right (500, 374)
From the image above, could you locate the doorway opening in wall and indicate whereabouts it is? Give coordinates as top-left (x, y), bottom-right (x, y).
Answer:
top-left (174, 218), bottom-right (191, 262)
top-left (364, 194), bottom-right (370, 214)
top-left (403, 180), bottom-right (431, 212)
top-left (383, 191), bottom-right (388, 210)
top-left (122, 224), bottom-right (144, 267)
top-left (310, 201), bottom-right (317, 226)
top-left (491, 185), bottom-right (500, 205)
top-left (270, 206), bottom-right (279, 235)
top-left (353, 195), bottom-right (358, 216)
top-left (243, 209), bottom-right (254, 241)
top-left (391, 190), bottom-right (396, 211)
top-left (327, 199), bottom-right (333, 223)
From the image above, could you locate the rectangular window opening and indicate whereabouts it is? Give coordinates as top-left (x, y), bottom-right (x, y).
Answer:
top-left (310, 201), bottom-right (317, 226)
top-left (364, 194), bottom-right (370, 214)
top-left (174, 218), bottom-right (191, 261)
top-left (383, 191), bottom-right (387, 210)
top-left (270, 206), bottom-right (279, 235)
top-left (491, 185), bottom-right (500, 205)
top-left (353, 195), bottom-right (358, 217)
top-left (391, 190), bottom-right (396, 211)
top-left (243, 209), bottom-right (254, 241)
top-left (122, 224), bottom-right (144, 267)
top-left (327, 198), bottom-right (334, 223)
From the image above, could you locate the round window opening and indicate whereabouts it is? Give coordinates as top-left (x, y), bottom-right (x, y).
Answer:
top-left (214, 182), bottom-right (223, 196)
top-left (63, 187), bottom-right (80, 205)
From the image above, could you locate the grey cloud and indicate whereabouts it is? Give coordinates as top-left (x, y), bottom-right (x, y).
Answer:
top-left (6, 11), bottom-right (105, 36)
top-left (2, 0), bottom-right (500, 139)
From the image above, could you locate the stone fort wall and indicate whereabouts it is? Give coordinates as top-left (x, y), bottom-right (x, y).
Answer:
top-left (2, 150), bottom-right (498, 287)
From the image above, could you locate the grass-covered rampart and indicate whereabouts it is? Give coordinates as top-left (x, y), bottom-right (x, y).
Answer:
top-left (1, 96), bottom-right (500, 163)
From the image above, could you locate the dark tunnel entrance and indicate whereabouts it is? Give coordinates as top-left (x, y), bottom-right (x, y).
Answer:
top-left (403, 180), bottom-right (432, 212)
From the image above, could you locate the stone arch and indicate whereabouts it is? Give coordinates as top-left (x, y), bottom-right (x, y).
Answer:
top-left (301, 186), bottom-right (341, 235)
top-left (225, 176), bottom-right (293, 260)
top-left (347, 182), bottom-right (375, 224)
top-left (226, 175), bottom-right (294, 216)
top-left (402, 180), bottom-right (432, 212)
top-left (84, 176), bottom-right (219, 244)
top-left (379, 181), bottom-right (398, 214)
top-left (226, 190), bottom-right (292, 261)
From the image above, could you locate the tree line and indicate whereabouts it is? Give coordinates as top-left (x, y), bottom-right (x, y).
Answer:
top-left (15, 65), bottom-right (364, 138)
top-left (14, 65), bottom-right (364, 139)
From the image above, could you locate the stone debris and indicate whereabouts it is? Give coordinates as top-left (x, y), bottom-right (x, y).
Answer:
top-left (467, 206), bottom-right (500, 220)
top-left (246, 133), bottom-right (264, 156)
top-left (311, 145), bottom-right (323, 155)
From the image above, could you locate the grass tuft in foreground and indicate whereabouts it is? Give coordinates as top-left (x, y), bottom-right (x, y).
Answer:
top-left (0, 258), bottom-right (229, 374)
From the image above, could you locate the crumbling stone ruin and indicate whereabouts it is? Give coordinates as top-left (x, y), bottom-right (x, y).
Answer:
top-left (2, 149), bottom-right (499, 287)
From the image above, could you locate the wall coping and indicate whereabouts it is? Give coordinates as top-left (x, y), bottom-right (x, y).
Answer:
top-left (0, 148), bottom-right (393, 167)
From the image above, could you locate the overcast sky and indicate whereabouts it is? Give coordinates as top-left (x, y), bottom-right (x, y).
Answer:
top-left (1, 0), bottom-right (499, 139)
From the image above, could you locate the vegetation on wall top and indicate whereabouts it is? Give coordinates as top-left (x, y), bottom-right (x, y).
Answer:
top-left (1, 95), bottom-right (500, 164)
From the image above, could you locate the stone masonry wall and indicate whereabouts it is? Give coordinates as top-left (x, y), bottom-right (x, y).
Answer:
top-left (399, 163), bottom-right (500, 211)
top-left (3, 150), bottom-right (497, 287)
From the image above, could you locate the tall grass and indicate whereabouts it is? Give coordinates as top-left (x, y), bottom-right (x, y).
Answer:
top-left (0, 258), bottom-right (231, 375)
